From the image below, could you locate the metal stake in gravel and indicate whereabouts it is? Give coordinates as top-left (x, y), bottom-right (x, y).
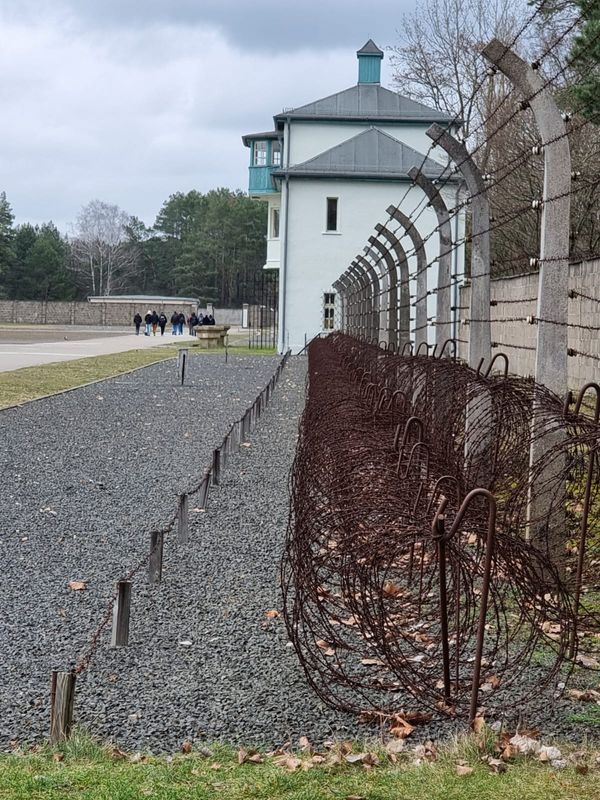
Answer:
top-left (50, 670), bottom-right (76, 743)
top-left (178, 348), bottom-right (189, 386)
top-left (149, 530), bottom-right (164, 584)
top-left (177, 493), bottom-right (189, 544)
top-left (111, 580), bottom-right (132, 647)
top-left (212, 449), bottom-right (221, 485)
top-left (199, 471), bottom-right (210, 508)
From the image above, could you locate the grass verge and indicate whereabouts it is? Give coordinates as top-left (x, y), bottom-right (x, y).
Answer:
top-left (0, 732), bottom-right (599, 800)
top-left (0, 347), bottom-right (278, 409)
top-left (0, 348), bottom-right (179, 409)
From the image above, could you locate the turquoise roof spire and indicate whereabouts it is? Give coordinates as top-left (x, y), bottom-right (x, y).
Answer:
top-left (357, 39), bottom-right (383, 84)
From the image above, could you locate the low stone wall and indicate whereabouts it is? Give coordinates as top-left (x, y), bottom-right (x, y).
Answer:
top-left (0, 301), bottom-right (242, 327)
top-left (458, 258), bottom-right (600, 386)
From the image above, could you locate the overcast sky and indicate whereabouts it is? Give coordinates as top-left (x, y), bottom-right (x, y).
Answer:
top-left (0, 0), bottom-right (417, 232)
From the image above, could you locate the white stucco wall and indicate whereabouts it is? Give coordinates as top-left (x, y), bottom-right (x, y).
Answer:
top-left (265, 196), bottom-right (281, 268)
top-left (287, 121), bottom-right (451, 167)
top-left (280, 178), bottom-right (465, 353)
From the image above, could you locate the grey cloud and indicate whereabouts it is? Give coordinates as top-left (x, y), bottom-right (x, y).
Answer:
top-left (3, 0), bottom-right (410, 52)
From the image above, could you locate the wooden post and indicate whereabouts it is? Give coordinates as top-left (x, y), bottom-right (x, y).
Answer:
top-left (149, 530), bottom-right (164, 584)
top-left (212, 449), bottom-right (221, 485)
top-left (50, 670), bottom-right (76, 743)
top-left (111, 580), bottom-right (132, 647)
top-left (177, 493), bottom-right (189, 544)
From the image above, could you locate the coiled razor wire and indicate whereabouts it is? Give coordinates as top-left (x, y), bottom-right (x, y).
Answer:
top-left (282, 333), bottom-right (600, 722)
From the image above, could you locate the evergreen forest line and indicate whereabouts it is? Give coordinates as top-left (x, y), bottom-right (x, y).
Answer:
top-left (0, 188), bottom-right (268, 307)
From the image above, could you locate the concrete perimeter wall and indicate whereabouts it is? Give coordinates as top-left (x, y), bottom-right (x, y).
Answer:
top-left (458, 258), bottom-right (600, 386)
top-left (0, 301), bottom-right (242, 327)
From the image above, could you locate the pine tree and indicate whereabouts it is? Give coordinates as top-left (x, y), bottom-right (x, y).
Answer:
top-left (0, 191), bottom-right (15, 294)
top-left (569, 0), bottom-right (600, 119)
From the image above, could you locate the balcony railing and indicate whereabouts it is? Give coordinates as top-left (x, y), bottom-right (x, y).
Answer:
top-left (248, 165), bottom-right (278, 194)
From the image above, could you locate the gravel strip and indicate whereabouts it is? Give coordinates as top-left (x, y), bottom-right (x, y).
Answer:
top-left (0, 353), bottom-right (284, 749)
top-left (68, 356), bottom-right (363, 752)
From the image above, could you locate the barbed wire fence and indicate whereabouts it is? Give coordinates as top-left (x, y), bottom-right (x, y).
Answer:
top-left (50, 348), bottom-right (291, 743)
top-left (284, 8), bottom-right (600, 729)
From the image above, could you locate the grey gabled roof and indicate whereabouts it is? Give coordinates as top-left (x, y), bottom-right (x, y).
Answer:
top-left (274, 83), bottom-right (454, 125)
top-left (241, 130), bottom-right (279, 147)
top-left (357, 39), bottom-right (383, 57)
top-left (271, 127), bottom-right (453, 181)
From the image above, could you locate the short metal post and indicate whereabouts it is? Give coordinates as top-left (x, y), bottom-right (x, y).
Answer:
top-left (177, 493), bottom-right (189, 544)
top-left (50, 670), bottom-right (76, 743)
top-left (199, 471), bottom-right (210, 508)
top-left (212, 449), bottom-right (221, 485)
top-left (434, 514), bottom-right (452, 705)
top-left (111, 580), bottom-right (132, 647)
top-left (178, 348), bottom-right (189, 386)
top-left (149, 530), bottom-right (164, 584)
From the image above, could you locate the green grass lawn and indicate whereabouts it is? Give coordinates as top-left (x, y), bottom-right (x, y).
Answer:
top-left (0, 346), bottom-right (278, 409)
top-left (0, 733), bottom-right (599, 800)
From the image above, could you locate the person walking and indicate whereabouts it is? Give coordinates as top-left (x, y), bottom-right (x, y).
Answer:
top-left (170, 311), bottom-right (179, 335)
top-left (134, 312), bottom-right (142, 335)
top-left (188, 312), bottom-right (198, 336)
top-left (178, 311), bottom-right (186, 336)
top-left (151, 310), bottom-right (159, 336)
top-left (144, 310), bottom-right (152, 336)
top-left (158, 312), bottom-right (167, 336)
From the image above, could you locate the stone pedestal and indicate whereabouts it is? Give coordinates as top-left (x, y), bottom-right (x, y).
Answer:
top-left (194, 325), bottom-right (230, 349)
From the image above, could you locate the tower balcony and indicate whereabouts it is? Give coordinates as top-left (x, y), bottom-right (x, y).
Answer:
top-left (248, 165), bottom-right (278, 195)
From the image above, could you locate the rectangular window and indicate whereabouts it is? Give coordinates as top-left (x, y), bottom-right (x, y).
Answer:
top-left (326, 197), bottom-right (338, 232)
top-left (271, 141), bottom-right (281, 166)
top-left (323, 292), bottom-right (336, 330)
top-left (270, 208), bottom-right (280, 239)
top-left (253, 141), bottom-right (267, 166)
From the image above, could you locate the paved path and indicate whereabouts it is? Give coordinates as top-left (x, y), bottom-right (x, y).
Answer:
top-left (0, 327), bottom-right (196, 372)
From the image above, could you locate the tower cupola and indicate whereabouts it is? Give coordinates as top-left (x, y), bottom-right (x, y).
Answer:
top-left (357, 39), bottom-right (383, 84)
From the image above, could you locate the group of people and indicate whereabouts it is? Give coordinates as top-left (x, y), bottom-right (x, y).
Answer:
top-left (133, 310), bottom-right (216, 336)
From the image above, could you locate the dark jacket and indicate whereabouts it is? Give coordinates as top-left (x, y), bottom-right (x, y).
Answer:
top-left (170, 312), bottom-right (179, 325)
top-left (178, 312), bottom-right (186, 324)
top-left (158, 314), bottom-right (167, 327)
top-left (151, 312), bottom-right (159, 325)
top-left (144, 313), bottom-right (152, 324)
top-left (134, 313), bottom-right (142, 325)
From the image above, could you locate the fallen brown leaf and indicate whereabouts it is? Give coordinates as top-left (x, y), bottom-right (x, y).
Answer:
top-left (473, 715), bottom-right (486, 735)
top-left (181, 741), bottom-right (193, 754)
top-left (455, 764), bottom-right (474, 776)
top-left (274, 755), bottom-right (302, 771)
top-left (67, 580), bottom-right (86, 591)
top-left (52, 752), bottom-right (64, 762)
top-left (265, 609), bottom-right (280, 619)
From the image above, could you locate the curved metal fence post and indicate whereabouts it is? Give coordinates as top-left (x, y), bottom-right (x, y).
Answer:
top-left (375, 223), bottom-right (411, 348)
top-left (482, 40), bottom-right (571, 554)
top-left (387, 206), bottom-right (428, 351)
top-left (408, 167), bottom-right (454, 349)
top-left (426, 124), bottom-right (490, 371)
